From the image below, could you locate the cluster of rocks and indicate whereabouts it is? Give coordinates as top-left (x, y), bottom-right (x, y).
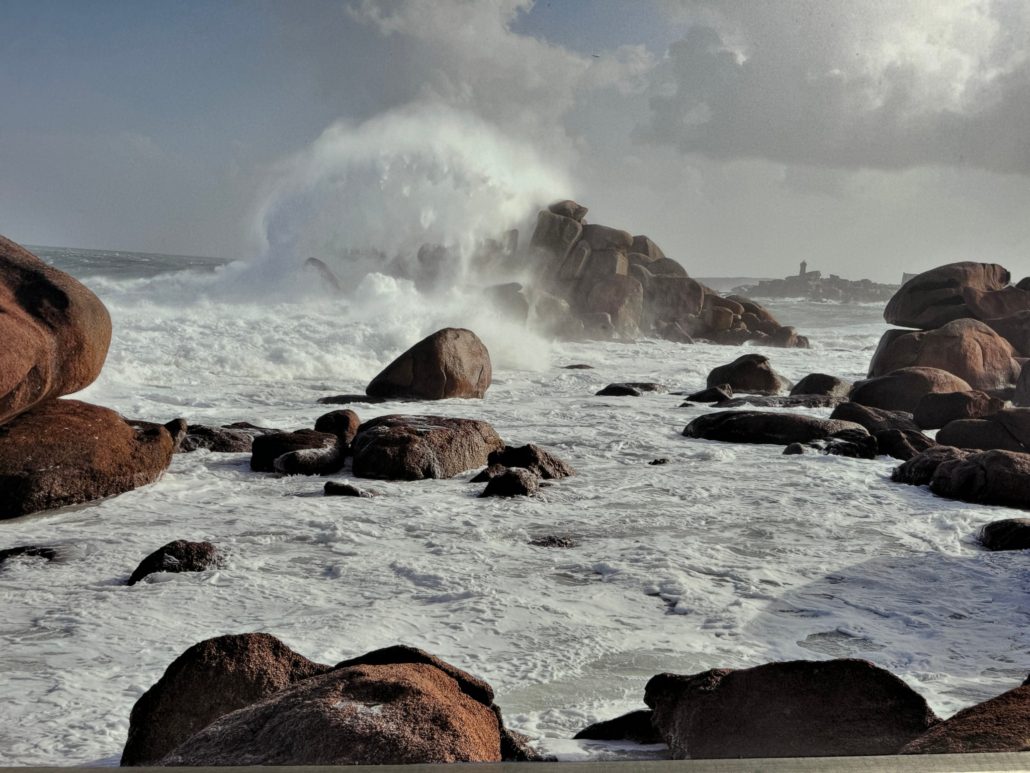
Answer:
top-left (524, 200), bottom-right (809, 347)
top-left (734, 264), bottom-right (898, 303)
top-left (0, 236), bottom-right (181, 519)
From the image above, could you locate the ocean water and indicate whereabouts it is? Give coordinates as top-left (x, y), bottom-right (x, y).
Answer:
top-left (1, 247), bottom-right (1027, 765)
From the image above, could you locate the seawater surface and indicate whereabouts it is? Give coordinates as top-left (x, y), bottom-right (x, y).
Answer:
top-left (1, 248), bottom-right (1027, 765)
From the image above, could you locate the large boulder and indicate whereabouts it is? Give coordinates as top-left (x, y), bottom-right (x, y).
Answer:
top-left (706, 354), bottom-right (791, 395)
top-left (580, 223), bottom-right (633, 252)
top-left (867, 320), bottom-right (1021, 391)
top-left (829, 402), bottom-right (920, 434)
top-left (935, 408), bottom-right (1030, 452)
top-left (644, 275), bottom-right (705, 330)
top-left (984, 311), bottom-right (1030, 356)
top-left (352, 415), bottom-right (505, 480)
top-left (366, 328), bottom-right (491, 400)
top-left (1017, 364), bottom-right (1030, 406)
top-left (683, 411), bottom-right (867, 446)
top-left (961, 285), bottom-right (1030, 321)
top-left (978, 518), bottom-right (1030, 551)
top-left (892, 445), bottom-right (972, 486)
top-left (913, 390), bottom-right (1006, 429)
top-left (127, 540), bottom-right (221, 586)
top-left (644, 659), bottom-right (938, 759)
top-left (484, 444), bottom-right (574, 479)
top-left (0, 400), bottom-right (175, 519)
top-left (790, 373), bottom-right (852, 398)
top-left (250, 429), bottom-right (340, 473)
top-left (901, 681), bottom-right (1030, 754)
top-left (547, 199), bottom-right (587, 222)
top-left (0, 236), bottom-right (112, 425)
top-left (850, 367), bottom-right (973, 413)
top-left (929, 449), bottom-right (1030, 508)
top-left (585, 275), bottom-right (643, 338)
top-left (122, 633), bottom-right (332, 765)
top-left (529, 210), bottom-right (581, 260)
top-left (884, 262), bottom-right (1010, 330)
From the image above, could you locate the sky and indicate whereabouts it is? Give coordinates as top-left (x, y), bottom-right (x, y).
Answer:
top-left (2, 0), bottom-right (1029, 283)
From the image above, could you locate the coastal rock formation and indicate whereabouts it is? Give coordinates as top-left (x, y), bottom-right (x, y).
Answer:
top-left (913, 390), bottom-right (1006, 429)
top-left (366, 328), bottom-right (491, 400)
top-left (929, 449), bottom-right (1030, 508)
top-left (250, 430), bottom-right (340, 473)
top-left (790, 373), bottom-right (852, 398)
top-left (351, 415), bottom-right (505, 480)
top-left (480, 467), bottom-right (540, 497)
top-left (984, 311), bottom-right (1030, 356)
top-left (127, 541), bottom-right (221, 585)
top-left (962, 285), bottom-right (1030, 321)
top-left (829, 403), bottom-right (921, 434)
top-left (684, 411), bottom-right (866, 445)
top-left (574, 710), bottom-right (660, 743)
top-left (850, 367), bottom-right (973, 413)
top-left (313, 409), bottom-right (361, 446)
top-left (935, 408), bottom-right (1030, 452)
top-left (179, 423), bottom-right (272, 453)
top-left (0, 235), bottom-right (112, 426)
top-left (891, 446), bottom-right (971, 486)
top-left (735, 266), bottom-right (898, 303)
top-left (706, 354), bottom-right (791, 395)
top-left (884, 262), bottom-right (1010, 330)
top-left (644, 659), bottom-right (938, 759)
top-left (978, 519), bottom-right (1030, 551)
top-left (122, 633), bottom-right (332, 766)
top-left (0, 399), bottom-right (176, 519)
top-left (1017, 364), bottom-right (1030, 406)
top-left (484, 444), bottom-right (574, 479)
top-left (901, 680), bottom-right (1030, 753)
top-left (867, 320), bottom-right (1021, 391)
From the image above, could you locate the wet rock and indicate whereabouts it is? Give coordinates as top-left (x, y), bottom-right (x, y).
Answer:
top-left (179, 423), bottom-right (272, 453)
top-left (480, 467), bottom-right (540, 497)
top-left (875, 429), bottom-right (937, 461)
top-left (783, 443), bottom-right (805, 455)
top-left (128, 540), bottom-right (221, 586)
top-left (631, 235), bottom-right (665, 260)
top-left (850, 367), bottom-right (973, 413)
top-left (913, 390), bottom-right (1006, 429)
top-left (706, 353), bottom-right (791, 395)
top-left (352, 415), bottom-right (504, 481)
top-left (485, 444), bottom-right (574, 479)
top-left (884, 261), bottom-right (1010, 330)
top-left (644, 659), bottom-right (939, 759)
top-left (930, 449), bottom-right (1030, 508)
top-left (528, 535), bottom-right (578, 548)
top-left (547, 199), bottom-right (588, 222)
top-left (829, 402), bottom-right (920, 434)
top-left (367, 328), bottom-right (492, 400)
top-left (683, 385), bottom-right (733, 403)
top-left (317, 394), bottom-right (390, 405)
top-left (483, 282), bottom-right (528, 323)
top-left (683, 411), bottom-right (867, 445)
top-left (250, 430), bottom-right (339, 473)
top-left (714, 394), bottom-right (845, 409)
top-left (935, 408), bottom-right (1030, 452)
top-left (313, 409), bottom-right (361, 446)
top-left (585, 275), bottom-right (643, 338)
top-left (984, 310), bottom-right (1030, 356)
top-left (645, 276), bottom-right (705, 331)
top-left (1017, 364), bottom-right (1030, 406)
top-left (901, 681), bottom-right (1030, 754)
top-left (962, 285), bottom-right (1030, 321)
top-left (815, 429), bottom-right (879, 459)
top-left (469, 463), bottom-right (506, 483)
top-left (324, 481), bottom-right (376, 498)
top-left (121, 633), bottom-right (332, 766)
top-left (580, 223), bottom-right (633, 252)
top-left (978, 518), bottom-right (1030, 551)
top-left (767, 325), bottom-right (810, 349)
top-left (0, 545), bottom-right (59, 566)
top-left (529, 210), bottom-right (582, 260)
top-left (581, 311), bottom-right (615, 339)
top-left (574, 709), bottom-right (660, 743)
top-left (891, 446), bottom-right (971, 486)
top-left (790, 373), bottom-right (852, 398)
top-left (561, 363), bottom-right (593, 369)
top-left (649, 458), bottom-right (669, 465)
top-left (596, 382), bottom-right (666, 397)
top-left (0, 399), bottom-right (175, 519)
top-left (0, 235), bottom-right (112, 425)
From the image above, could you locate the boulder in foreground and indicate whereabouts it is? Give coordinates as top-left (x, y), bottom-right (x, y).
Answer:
top-left (901, 680), bottom-right (1030, 754)
top-left (0, 400), bottom-right (175, 519)
top-left (366, 328), bottom-right (491, 400)
top-left (644, 659), bottom-right (938, 759)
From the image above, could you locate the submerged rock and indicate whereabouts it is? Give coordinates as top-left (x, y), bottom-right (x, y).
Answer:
top-left (480, 467), bottom-right (540, 497)
top-left (684, 411), bottom-right (866, 446)
top-left (313, 409), bottom-right (361, 446)
top-left (179, 423), bottom-right (272, 453)
top-left (0, 545), bottom-right (59, 566)
top-left (324, 481), bottom-right (376, 498)
top-left (683, 385), bottom-right (732, 403)
top-left (596, 382), bottom-right (666, 397)
top-left (250, 430), bottom-right (340, 473)
top-left (891, 446), bottom-right (971, 486)
top-left (484, 444), bottom-right (575, 480)
top-left (978, 518), bottom-right (1030, 551)
top-left (127, 540), bottom-right (221, 586)
top-left (929, 449), bottom-right (1030, 509)
top-left (366, 328), bottom-right (491, 400)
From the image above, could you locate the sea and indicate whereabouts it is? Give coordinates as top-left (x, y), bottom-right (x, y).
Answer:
top-left (1, 246), bottom-right (1027, 765)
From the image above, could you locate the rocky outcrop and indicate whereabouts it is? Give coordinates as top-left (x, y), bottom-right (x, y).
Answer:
top-left (867, 320), bottom-right (1021, 391)
top-left (0, 236), bottom-right (112, 425)
top-left (978, 518), bottom-right (1030, 551)
top-left (913, 390), bottom-right (1006, 429)
top-left (884, 262), bottom-right (1010, 329)
top-left (962, 285), bottom-right (1030, 321)
top-left (644, 659), bottom-right (938, 759)
top-left (983, 311), bottom-right (1030, 356)
top-left (901, 681), bottom-right (1030, 754)
top-left (483, 444), bottom-right (574, 479)
top-left (596, 382), bottom-right (666, 397)
top-left (928, 449), bottom-right (1030, 509)
top-left (366, 328), bottom-right (491, 400)
top-left (935, 408), bottom-right (1030, 452)
top-left (313, 409), bottom-right (361, 446)
top-left (480, 467), bottom-right (540, 497)
top-left (790, 373), bottom-right (852, 398)
top-left (891, 446), bottom-right (971, 486)
top-left (352, 415), bottom-right (505, 480)
top-left (850, 367), bottom-right (973, 413)
top-left (734, 270), bottom-right (897, 303)
top-left (0, 400), bottom-right (176, 519)
top-left (706, 354), bottom-right (791, 395)
top-left (250, 430), bottom-right (340, 473)
top-left (683, 411), bottom-right (866, 446)
top-left (829, 402), bottom-right (921, 434)
top-left (1017, 364), bottom-right (1030, 406)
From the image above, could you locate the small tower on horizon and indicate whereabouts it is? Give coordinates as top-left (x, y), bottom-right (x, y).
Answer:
top-left (799, 260), bottom-right (807, 276)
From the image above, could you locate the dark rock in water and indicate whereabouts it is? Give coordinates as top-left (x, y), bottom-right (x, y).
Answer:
top-left (596, 382), bottom-right (666, 397)
top-left (649, 458), bottom-right (669, 465)
top-left (819, 429), bottom-right (879, 459)
top-left (561, 363), bottom-right (593, 369)
top-left (0, 399), bottom-right (176, 519)
top-left (644, 659), bottom-right (939, 760)
top-left (480, 467), bottom-right (540, 497)
top-left (179, 423), bottom-right (272, 453)
top-left (978, 518), bottom-right (1030, 551)
top-left (875, 429), bottom-right (937, 461)
top-left (683, 385), bottom-right (733, 403)
top-left (935, 408), bottom-right (1030, 452)
top-left (324, 481), bottom-right (376, 498)
top-left (128, 540), bottom-right (221, 586)
top-left (470, 463), bottom-right (506, 483)
top-left (714, 394), bottom-right (845, 409)
top-left (486, 444), bottom-right (575, 480)
top-left (850, 367), bottom-right (973, 413)
top-left (783, 442), bottom-right (806, 455)
top-left (1015, 364), bottom-right (1030, 406)
top-left (317, 394), bottom-right (391, 405)
top-left (790, 373), bottom-right (852, 398)
top-left (884, 261), bottom-right (1010, 330)
top-left (548, 199), bottom-right (588, 222)
top-left (901, 681), bottom-right (1030, 754)
top-left (767, 325), bottom-right (810, 349)
top-left (313, 409), bottom-right (361, 446)
top-left (891, 446), bottom-right (971, 486)
top-left (930, 449), bottom-right (1030, 509)
top-left (274, 446), bottom-right (344, 476)
top-left (574, 709), bottom-right (660, 743)
top-left (250, 430), bottom-right (339, 473)
top-left (352, 415), bottom-right (505, 481)
top-left (830, 402), bottom-right (920, 434)
top-left (529, 535), bottom-right (578, 548)
top-left (121, 633), bottom-right (333, 766)
top-left (0, 545), bottom-right (59, 566)
top-left (684, 411), bottom-right (866, 446)
top-left (706, 354), bottom-right (791, 395)
top-left (913, 390), bottom-right (1006, 429)
top-left (367, 328), bottom-right (492, 400)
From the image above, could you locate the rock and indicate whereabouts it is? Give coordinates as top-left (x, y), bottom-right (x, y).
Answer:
top-left (783, 443), bottom-right (805, 455)
top-left (649, 458), bottom-right (669, 465)
top-left (529, 210), bottom-right (582, 260)
top-left (531, 291), bottom-right (582, 339)
top-left (128, 540), bottom-right (221, 585)
top-left (561, 363), bottom-right (593, 369)
top-left (179, 423), bottom-right (272, 453)
top-left (891, 446), bottom-right (971, 486)
top-left (574, 709), bottom-right (660, 743)
top-left (121, 633), bottom-right (332, 766)
top-left (352, 415), bottom-right (505, 481)
top-left (596, 382), bottom-right (666, 397)
top-left (913, 390), bottom-right (1006, 430)
top-left (323, 481), bottom-right (376, 497)
top-left (0, 399), bottom-right (175, 519)
top-left (485, 444), bottom-right (575, 479)
top-left (367, 328), bottom-right (492, 400)
top-left (649, 257), bottom-right (688, 277)
top-left (875, 429), bottom-right (937, 461)
top-left (850, 367), bottom-right (973, 413)
top-left (580, 312), bottom-right (614, 339)
top-left (0, 235), bottom-right (112, 425)
top-left (936, 408), bottom-right (1030, 452)
top-left (713, 394), bottom-right (845, 409)
top-left (580, 223), bottom-right (633, 252)
top-left (767, 325), bottom-right (810, 349)
top-left (547, 199), bottom-right (588, 222)
top-left (884, 262), bottom-right (1010, 329)
top-left (930, 449), bottom-right (1030, 508)
top-left (250, 430), bottom-right (339, 473)
top-left (0, 545), bottom-right (59, 566)
top-left (317, 394), bottom-right (390, 405)
top-left (573, 249), bottom-right (629, 305)
top-left (962, 285), bottom-right (1030, 321)
top-left (983, 311), bottom-right (1030, 356)
top-left (554, 241), bottom-right (592, 282)
top-left (790, 373), bottom-right (852, 398)
top-left (631, 235), bottom-right (665, 260)
top-left (483, 283), bottom-right (528, 323)
top-left (684, 385), bottom-right (733, 403)
top-left (901, 681), bottom-right (1030, 754)
top-left (644, 659), bottom-right (938, 759)
top-left (1017, 364), bottom-right (1030, 406)
top-left (470, 464), bottom-right (507, 483)
top-left (978, 518), bottom-right (1030, 551)
top-left (480, 467), bottom-right (540, 497)
top-left (727, 295), bottom-right (779, 325)
top-left (700, 305), bottom-right (734, 332)
top-left (706, 354), bottom-right (791, 395)
top-left (829, 403), bottom-right (921, 434)
top-left (702, 292), bottom-right (745, 317)
top-left (645, 275), bottom-right (704, 330)
top-left (585, 275), bottom-right (643, 337)
top-left (792, 429), bottom-right (878, 459)
top-left (528, 535), bottom-right (578, 548)
top-left (313, 409), bottom-right (361, 446)
top-left (683, 411), bottom-right (867, 445)
top-left (867, 320), bottom-right (1021, 391)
